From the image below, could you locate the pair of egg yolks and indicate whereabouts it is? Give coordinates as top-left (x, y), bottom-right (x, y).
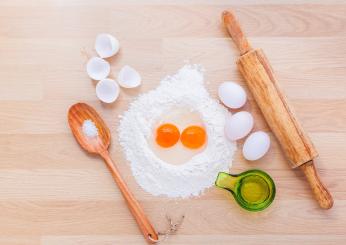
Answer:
top-left (156, 124), bottom-right (206, 149)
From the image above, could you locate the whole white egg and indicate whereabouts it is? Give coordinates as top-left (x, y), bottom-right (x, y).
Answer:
top-left (242, 131), bottom-right (270, 161)
top-left (225, 111), bottom-right (254, 141)
top-left (218, 82), bottom-right (247, 109)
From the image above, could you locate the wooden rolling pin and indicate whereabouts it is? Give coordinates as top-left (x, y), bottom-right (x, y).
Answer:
top-left (222, 10), bottom-right (333, 209)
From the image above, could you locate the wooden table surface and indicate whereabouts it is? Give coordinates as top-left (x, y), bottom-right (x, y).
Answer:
top-left (1, 0), bottom-right (346, 244)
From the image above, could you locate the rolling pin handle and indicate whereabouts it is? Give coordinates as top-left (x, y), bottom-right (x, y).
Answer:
top-left (299, 161), bottom-right (334, 209)
top-left (222, 10), bottom-right (252, 55)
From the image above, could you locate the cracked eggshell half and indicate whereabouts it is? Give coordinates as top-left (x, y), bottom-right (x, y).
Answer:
top-left (117, 65), bottom-right (141, 88)
top-left (86, 57), bottom-right (110, 80)
top-left (96, 78), bottom-right (120, 103)
top-left (95, 33), bottom-right (120, 58)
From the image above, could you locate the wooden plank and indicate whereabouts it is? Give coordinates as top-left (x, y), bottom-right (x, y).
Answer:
top-left (0, 99), bottom-right (344, 134)
top-left (2, 0), bottom-right (346, 7)
top-left (0, 200), bottom-right (345, 236)
top-left (112, 5), bottom-right (346, 38)
top-left (0, 236), bottom-right (39, 245)
top-left (0, 65), bottom-right (43, 101)
top-left (41, 235), bottom-right (346, 245)
top-left (0, 132), bottom-right (343, 170)
top-left (0, 166), bottom-right (343, 200)
top-left (0, 5), bottom-right (345, 38)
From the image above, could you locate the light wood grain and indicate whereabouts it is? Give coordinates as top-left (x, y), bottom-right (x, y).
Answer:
top-left (0, 0), bottom-right (346, 244)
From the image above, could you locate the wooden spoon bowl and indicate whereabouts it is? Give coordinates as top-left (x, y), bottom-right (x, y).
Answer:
top-left (68, 103), bottom-right (110, 154)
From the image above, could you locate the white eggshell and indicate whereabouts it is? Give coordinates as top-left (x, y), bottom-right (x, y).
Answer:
top-left (96, 78), bottom-right (120, 103)
top-left (242, 131), bottom-right (271, 161)
top-left (86, 57), bottom-right (110, 80)
top-left (95, 33), bottom-right (120, 58)
top-left (117, 65), bottom-right (141, 88)
top-left (225, 111), bottom-right (254, 141)
top-left (218, 82), bottom-right (247, 109)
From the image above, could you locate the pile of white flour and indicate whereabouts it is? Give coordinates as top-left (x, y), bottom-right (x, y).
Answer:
top-left (118, 64), bottom-right (236, 198)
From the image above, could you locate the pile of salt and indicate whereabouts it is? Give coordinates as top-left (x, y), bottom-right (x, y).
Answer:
top-left (82, 119), bottom-right (98, 137)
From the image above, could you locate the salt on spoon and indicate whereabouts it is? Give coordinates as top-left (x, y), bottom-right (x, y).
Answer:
top-left (96, 78), bottom-right (120, 103)
top-left (95, 33), bottom-right (120, 58)
top-left (86, 57), bottom-right (110, 80)
top-left (82, 119), bottom-right (98, 137)
top-left (117, 65), bottom-right (141, 88)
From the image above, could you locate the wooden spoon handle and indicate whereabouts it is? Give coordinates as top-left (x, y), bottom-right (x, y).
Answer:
top-left (100, 151), bottom-right (158, 243)
top-left (299, 161), bottom-right (333, 209)
top-left (222, 10), bottom-right (252, 55)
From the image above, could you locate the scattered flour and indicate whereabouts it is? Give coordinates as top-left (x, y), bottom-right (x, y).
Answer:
top-left (118, 64), bottom-right (236, 198)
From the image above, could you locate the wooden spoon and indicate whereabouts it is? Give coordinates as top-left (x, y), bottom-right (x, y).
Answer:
top-left (68, 102), bottom-right (158, 243)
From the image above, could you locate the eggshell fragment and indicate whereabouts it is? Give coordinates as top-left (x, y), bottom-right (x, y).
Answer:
top-left (218, 82), bottom-right (247, 109)
top-left (117, 65), bottom-right (141, 88)
top-left (86, 57), bottom-right (110, 80)
top-left (243, 131), bottom-right (271, 161)
top-left (225, 111), bottom-right (254, 141)
top-left (96, 78), bottom-right (120, 103)
top-left (95, 33), bottom-right (120, 58)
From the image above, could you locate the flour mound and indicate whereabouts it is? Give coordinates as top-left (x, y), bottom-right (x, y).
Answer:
top-left (118, 64), bottom-right (236, 198)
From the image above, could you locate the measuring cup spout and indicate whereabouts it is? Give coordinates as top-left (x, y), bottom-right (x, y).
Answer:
top-left (215, 172), bottom-right (237, 192)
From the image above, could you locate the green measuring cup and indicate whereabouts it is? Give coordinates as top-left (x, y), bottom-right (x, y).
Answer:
top-left (215, 169), bottom-right (276, 212)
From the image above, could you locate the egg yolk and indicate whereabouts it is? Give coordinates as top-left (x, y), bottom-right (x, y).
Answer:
top-left (156, 123), bottom-right (180, 148)
top-left (181, 126), bottom-right (206, 149)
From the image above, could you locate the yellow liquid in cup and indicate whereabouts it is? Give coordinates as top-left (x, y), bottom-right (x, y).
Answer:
top-left (240, 175), bottom-right (269, 204)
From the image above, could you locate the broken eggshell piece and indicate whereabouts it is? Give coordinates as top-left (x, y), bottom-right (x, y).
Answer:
top-left (95, 33), bottom-right (120, 58)
top-left (117, 65), bottom-right (141, 88)
top-left (86, 57), bottom-right (110, 80)
top-left (96, 78), bottom-right (120, 103)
